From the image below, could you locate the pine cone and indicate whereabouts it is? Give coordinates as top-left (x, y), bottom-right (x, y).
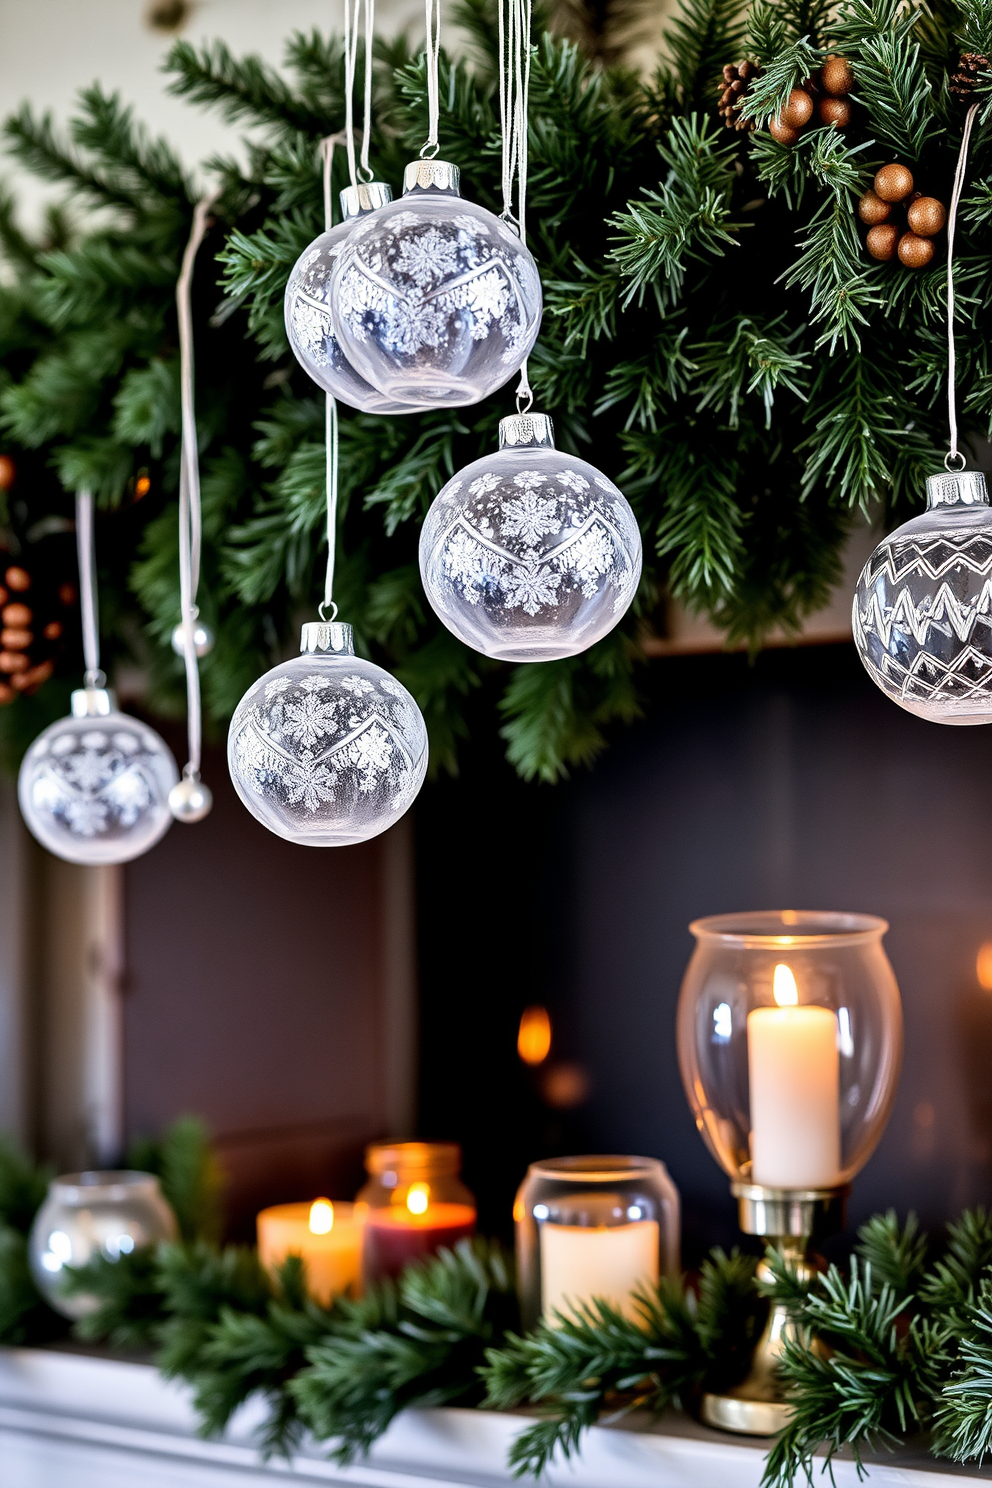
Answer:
top-left (718, 60), bottom-right (763, 132)
top-left (950, 51), bottom-right (991, 102)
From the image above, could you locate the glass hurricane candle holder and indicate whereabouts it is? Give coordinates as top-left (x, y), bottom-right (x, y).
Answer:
top-left (357, 1141), bottom-right (476, 1284)
top-left (29, 1170), bottom-right (177, 1319)
top-left (515, 1155), bottom-right (680, 1331)
top-left (256, 1199), bottom-right (363, 1306)
top-left (677, 911), bottom-right (903, 1434)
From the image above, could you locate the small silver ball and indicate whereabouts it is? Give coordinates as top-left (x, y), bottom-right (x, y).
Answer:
top-left (171, 621), bottom-right (214, 659)
top-left (169, 775), bottom-right (213, 824)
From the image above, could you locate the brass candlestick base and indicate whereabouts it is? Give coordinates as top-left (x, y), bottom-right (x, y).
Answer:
top-left (700, 1182), bottom-right (848, 1437)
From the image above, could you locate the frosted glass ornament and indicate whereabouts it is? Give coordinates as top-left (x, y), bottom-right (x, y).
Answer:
top-left (18, 687), bottom-right (178, 864)
top-left (853, 469), bottom-right (992, 723)
top-left (228, 622), bottom-right (428, 846)
top-left (285, 183), bottom-right (429, 414)
top-left (419, 413), bottom-right (642, 662)
top-left (331, 161), bottom-right (542, 407)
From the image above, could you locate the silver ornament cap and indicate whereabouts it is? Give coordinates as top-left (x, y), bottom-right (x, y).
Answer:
top-left (498, 413), bottom-right (555, 450)
top-left (339, 181), bottom-right (393, 219)
top-left (925, 469), bottom-right (988, 508)
top-left (300, 621), bottom-right (355, 655)
top-left (403, 159), bottom-right (460, 195)
top-left (169, 773), bottom-right (213, 824)
top-left (71, 686), bottom-right (114, 718)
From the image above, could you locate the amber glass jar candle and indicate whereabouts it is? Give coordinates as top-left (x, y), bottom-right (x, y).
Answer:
top-left (358, 1142), bottom-right (476, 1283)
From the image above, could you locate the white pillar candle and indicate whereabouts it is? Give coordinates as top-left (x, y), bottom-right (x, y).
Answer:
top-left (747, 964), bottom-right (840, 1188)
top-left (540, 1220), bottom-right (659, 1323)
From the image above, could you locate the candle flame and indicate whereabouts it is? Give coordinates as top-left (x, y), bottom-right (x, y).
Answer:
top-left (517, 1005), bottom-right (552, 1065)
top-left (309, 1199), bottom-right (334, 1234)
top-left (406, 1182), bottom-right (430, 1215)
top-left (773, 963), bottom-right (798, 1007)
top-left (978, 944), bottom-right (992, 990)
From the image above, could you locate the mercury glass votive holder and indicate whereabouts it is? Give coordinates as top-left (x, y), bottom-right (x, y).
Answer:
top-left (29, 1170), bottom-right (178, 1319)
top-left (515, 1155), bottom-right (680, 1331)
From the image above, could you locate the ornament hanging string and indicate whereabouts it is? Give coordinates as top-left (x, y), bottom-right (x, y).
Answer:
top-left (318, 132), bottom-right (347, 623)
top-left (498, 0), bottom-right (533, 413)
top-left (176, 194), bottom-right (217, 785)
top-left (946, 102), bottom-right (978, 472)
top-left (421, 0), bottom-right (441, 159)
top-left (75, 489), bottom-right (103, 689)
top-left (343, 0), bottom-right (376, 185)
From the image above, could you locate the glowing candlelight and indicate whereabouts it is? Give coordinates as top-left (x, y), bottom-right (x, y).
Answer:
top-left (256, 1199), bottom-right (363, 1305)
top-left (746, 963), bottom-right (841, 1188)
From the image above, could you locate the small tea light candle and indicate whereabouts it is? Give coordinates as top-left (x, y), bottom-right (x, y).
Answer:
top-left (540, 1216), bottom-right (659, 1323)
top-left (256, 1199), bottom-right (363, 1305)
top-left (747, 963), bottom-right (841, 1188)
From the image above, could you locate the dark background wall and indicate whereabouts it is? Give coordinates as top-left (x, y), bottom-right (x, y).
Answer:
top-left (118, 643), bottom-right (992, 1254)
top-left (123, 731), bottom-right (414, 1237)
top-left (416, 643), bottom-right (992, 1257)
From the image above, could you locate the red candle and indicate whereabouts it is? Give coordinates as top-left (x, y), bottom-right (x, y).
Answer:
top-left (363, 1200), bottom-right (476, 1280)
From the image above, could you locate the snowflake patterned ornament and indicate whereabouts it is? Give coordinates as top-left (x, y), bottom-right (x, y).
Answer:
top-left (285, 183), bottom-right (431, 414)
top-left (853, 468), bottom-right (992, 723)
top-left (419, 413), bottom-right (642, 662)
top-left (18, 686), bottom-right (178, 864)
top-left (329, 161), bottom-right (542, 408)
top-left (227, 622), bottom-right (428, 846)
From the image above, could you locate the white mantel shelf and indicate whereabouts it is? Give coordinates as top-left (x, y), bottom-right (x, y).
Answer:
top-left (1, 1344), bottom-right (991, 1488)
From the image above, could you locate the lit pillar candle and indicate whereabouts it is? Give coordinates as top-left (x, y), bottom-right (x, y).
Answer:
top-left (540, 1220), bottom-right (659, 1323)
top-left (747, 964), bottom-right (840, 1188)
top-left (256, 1199), bottom-right (363, 1305)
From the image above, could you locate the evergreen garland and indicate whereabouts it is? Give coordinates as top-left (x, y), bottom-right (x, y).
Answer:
top-left (10, 1126), bottom-right (992, 1482)
top-left (0, 0), bottom-right (988, 779)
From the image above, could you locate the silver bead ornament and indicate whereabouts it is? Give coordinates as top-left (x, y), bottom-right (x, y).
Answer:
top-left (169, 772), bottom-right (213, 823)
top-left (170, 620), bottom-right (214, 658)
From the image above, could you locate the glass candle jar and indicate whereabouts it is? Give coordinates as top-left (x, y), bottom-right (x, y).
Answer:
top-left (677, 911), bottom-right (903, 1191)
top-left (515, 1155), bottom-right (680, 1331)
top-left (357, 1142), bottom-right (476, 1284)
top-left (256, 1199), bottom-right (363, 1306)
top-left (29, 1170), bottom-right (177, 1319)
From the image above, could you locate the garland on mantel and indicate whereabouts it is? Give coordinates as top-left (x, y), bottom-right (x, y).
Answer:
top-left (5, 1134), bottom-right (992, 1483)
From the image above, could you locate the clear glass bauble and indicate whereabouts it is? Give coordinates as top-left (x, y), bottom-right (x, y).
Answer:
top-left (330, 160), bottom-right (542, 407)
top-left (284, 182), bottom-right (429, 414)
top-left (228, 621), bottom-right (428, 846)
top-left (29, 1170), bottom-right (177, 1319)
top-left (18, 687), bottom-right (178, 864)
top-left (419, 413), bottom-right (642, 661)
top-left (853, 469), bottom-right (992, 723)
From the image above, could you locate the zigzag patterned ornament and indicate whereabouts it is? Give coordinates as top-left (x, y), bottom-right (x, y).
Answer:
top-left (853, 470), bottom-right (992, 723)
top-left (853, 103), bottom-right (992, 725)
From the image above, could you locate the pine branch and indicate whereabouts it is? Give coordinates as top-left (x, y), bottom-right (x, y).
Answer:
top-left (164, 40), bottom-right (328, 136)
top-left (65, 1247), bottom-right (167, 1349)
top-left (857, 1211), bottom-right (929, 1296)
top-left (483, 1250), bottom-right (761, 1479)
top-left (294, 1239), bottom-right (517, 1463)
top-left (610, 116), bottom-right (741, 311)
